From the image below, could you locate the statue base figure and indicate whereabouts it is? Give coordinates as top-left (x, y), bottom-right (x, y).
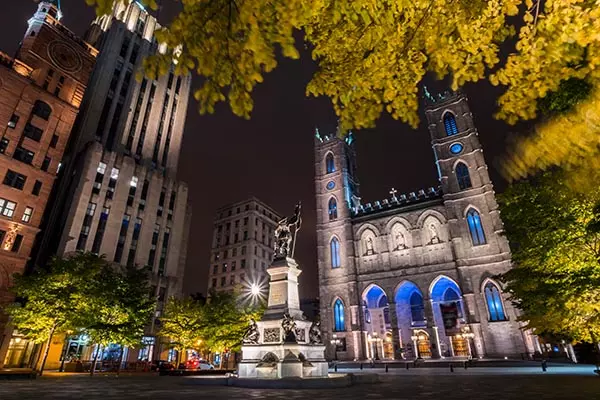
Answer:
top-left (239, 257), bottom-right (328, 379)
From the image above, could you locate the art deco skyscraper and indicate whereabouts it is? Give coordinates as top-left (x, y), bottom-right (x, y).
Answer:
top-left (35, 1), bottom-right (192, 328)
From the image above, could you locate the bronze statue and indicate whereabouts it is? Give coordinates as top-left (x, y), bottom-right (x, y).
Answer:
top-left (274, 202), bottom-right (302, 260)
top-left (242, 318), bottom-right (260, 344)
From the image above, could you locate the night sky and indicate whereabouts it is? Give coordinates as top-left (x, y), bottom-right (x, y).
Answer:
top-left (1, 0), bottom-right (530, 300)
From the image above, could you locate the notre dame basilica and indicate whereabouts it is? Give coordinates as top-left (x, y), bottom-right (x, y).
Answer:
top-left (314, 91), bottom-right (538, 361)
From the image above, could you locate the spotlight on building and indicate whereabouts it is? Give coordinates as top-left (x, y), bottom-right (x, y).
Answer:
top-left (250, 283), bottom-right (261, 296)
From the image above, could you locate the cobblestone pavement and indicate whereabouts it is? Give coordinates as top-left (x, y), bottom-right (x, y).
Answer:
top-left (1, 366), bottom-right (599, 400)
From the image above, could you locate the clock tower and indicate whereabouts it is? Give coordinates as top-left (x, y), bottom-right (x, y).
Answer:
top-left (17, 1), bottom-right (97, 107)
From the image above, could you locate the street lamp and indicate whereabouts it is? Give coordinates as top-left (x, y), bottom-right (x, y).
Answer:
top-left (331, 334), bottom-right (341, 361)
top-left (250, 283), bottom-right (261, 296)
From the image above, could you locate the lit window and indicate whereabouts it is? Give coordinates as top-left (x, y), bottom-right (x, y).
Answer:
top-left (466, 208), bottom-right (486, 246)
top-left (110, 167), bottom-right (119, 180)
top-left (0, 199), bottom-right (17, 218)
top-left (328, 198), bottom-right (338, 221)
top-left (21, 206), bottom-right (33, 223)
top-left (455, 162), bottom-right (472, 190)
top-left (485, 282), bottom-right (507, 321)
top-left (325, 153), bottom-right (335, 174)
top-left (330, 237), bottom-right (341, 268)
top-left (97, 162), bottom-right (107, 174)
top-left (334, 299), bottom-right (345, 331)
top-left (130, 176), bottom-right (138, 187)
top-left (443, 112), bottom-right (458, 136)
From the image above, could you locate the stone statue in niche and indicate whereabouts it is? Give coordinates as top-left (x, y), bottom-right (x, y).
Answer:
top-left (282, 313), bottom-right (297, 343)
top-left (242, 318), bottom-right (259, 344)
top-left (428, 223), bottom-right (441, 244)
top-left (365, 236), bottom-right (375, 256)
top-left (274, 202), bottom-right (302, 260)
top-left (309, 320), bottom-right (322, 344)
top-left (394, 231), bottom-right (407, 250)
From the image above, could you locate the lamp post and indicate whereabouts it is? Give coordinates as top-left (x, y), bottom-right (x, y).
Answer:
top-left (331, 334), bottom-right (341, 361)
top-left (460, 326), bottom-right (475, 359)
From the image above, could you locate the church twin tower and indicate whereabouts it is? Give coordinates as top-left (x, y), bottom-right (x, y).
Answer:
top-left (314, 92), bottom-right (536, 360)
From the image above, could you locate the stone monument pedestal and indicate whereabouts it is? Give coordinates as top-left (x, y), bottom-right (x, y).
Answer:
top-left (238, 257), bottom-right (328, 379)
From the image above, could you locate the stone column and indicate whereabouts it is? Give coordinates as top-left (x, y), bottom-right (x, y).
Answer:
top-left (470, 322), bottom-right (485, 358)
top-left (424, 299), bottom-right (441, 359)
top-left (387, 302), bottom-right (401, 360)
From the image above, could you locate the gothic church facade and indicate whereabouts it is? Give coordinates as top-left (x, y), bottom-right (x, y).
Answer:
top-left (314, 92), bottom-right (537, 360)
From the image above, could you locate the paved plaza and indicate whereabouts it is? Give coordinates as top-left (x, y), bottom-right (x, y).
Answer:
top-left (0, 365), bottom-right (599, 400)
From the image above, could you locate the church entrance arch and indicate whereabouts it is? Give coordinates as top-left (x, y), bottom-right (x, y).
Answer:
top-left (394, 281), bottom-right (429, 359)
top-left (430, 276), bottom-right (466, 357)
top-left (362, 284), bottom-right (392, 360)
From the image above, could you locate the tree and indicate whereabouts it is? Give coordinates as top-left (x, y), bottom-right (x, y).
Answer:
top-left (79, 264), bottom-right (154, 376)
top-left (158, 297), bottom-right (205, 367)
top-left (199, 290), bottom-right (262, 368)
top-left (7, 252), bottom-right (105, 375)
top-left (85, 0), bottom-right (599, 132)
top-left (498, 170), bottom-right (600, 343)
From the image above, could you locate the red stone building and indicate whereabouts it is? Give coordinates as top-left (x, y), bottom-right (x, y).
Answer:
top-left (0, 2), bottom-right (96, 368)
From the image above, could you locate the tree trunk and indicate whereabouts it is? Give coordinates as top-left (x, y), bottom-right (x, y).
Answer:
top-left (116, 346), bottom-right (125, 377)
top-left (58, 335), bottom-right (70, 373)
top-left (90, 344), bottom-right (102, 377)
top-left (38, 325), bottom-right (56, 376)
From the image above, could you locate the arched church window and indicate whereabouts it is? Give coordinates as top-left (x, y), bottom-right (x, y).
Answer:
top-left (334, 299), bottom-right (345, 331)
top-left (443, 112), bottom-right (458, 136)
top-left (330, 237), bottom-right (341, 268)
top-left (466, 208), bottom-right (486, 246)
top-left (484, 282), bottom-right (507, 321)
top-left (456, 162), bottom-right (472, 190)
top-left (410, 292), bottom-right (425, 324)
top-left (32, 100), bottom-right (52, 120)
top-left (325, 153), bottom-right (335, 174)
top-left (443, 287), bottom-right (464, 318)
top-left (328, 198), bottom-right (338, 221)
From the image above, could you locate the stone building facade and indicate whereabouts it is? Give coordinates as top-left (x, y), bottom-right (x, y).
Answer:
top-left (315, 92), bottom-right (537, 361)
top-left (208, 197), bottom-right (281, 296)
top-left (32, 1), bottom-right (192, 366)
top-left (0, 2), bottom-right (97, 368)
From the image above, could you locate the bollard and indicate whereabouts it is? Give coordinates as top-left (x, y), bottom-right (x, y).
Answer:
top-left (406, 363), bottom-right (409, 370)
top-left (360, 363), bottom-right (363, 370)
top-left (464, 361), bottom-right (468, 370)
top-left (371, 361), bottom-right (375, 369)
top-left (334, 364), bottom-right (338, 372)
top-left (542, 360), bottom-right (547, 372)
top-left (450, 364), bottom-right (454, 373)
top-left (385, 364), bottom-right (389, 373)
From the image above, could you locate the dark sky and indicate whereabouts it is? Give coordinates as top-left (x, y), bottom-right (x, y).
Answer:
top-left (1, 0), bottom-right (528, 300)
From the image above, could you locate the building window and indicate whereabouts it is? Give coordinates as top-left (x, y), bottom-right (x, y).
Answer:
top-left (8, 114), bottom-right (19, 129)
top-left (49, 134), bottom-right (59, 148)
top-left (328, 197), bottom-right (338, 221)
top-left (93, 162), bottom-right (106, 194)
top-left (157, 190), bottom-right (165, 217)
top-left (41, 156), bottom-right (51, 172)
top-left (21, 206), bottom-right (33, 223)
top-left (212, 265), bottom-right (218, 274)
top-left (148, 224), bottom-right (160, 267)
top-left (410, 292), bottom-right (425, 324)
top-left (43, 69), bottom-right (54, 91)
top-left (0, 199), bottom-right (17, 218)
top-left (325, 153), bottom-right (335, 174)
top-left (466, 208), bottom-right (486, 246)
top-left (485, 282), bottom-right (507, 321)
top-left (139, 179), bottom-right (149, 210)
top-left (443, 112), bottom-right (458, 136)
top-left (222, 263), bottom-right (227, 273)
top-left (91, 207), bottom-right (110, 253)
top-left (106, 168), bottom-right (119, 199)
top-left (0, 137), bottom-right (9, 153)
top-left (212, 278), bottom-right (217, 288)
top-left (3, 170), bottom-right (27, 190)
top-left (220, 277), bottom-right (226, 287)
top-left (11, 234), bottom-right (23, 253)
top-left (23, 123), bottom-right (43, 142)
top-left (333, 299), bottom-right (345, 332)
top-left (54, 76), bottom-right (65, 97)
top-left (32, 180), bottom-right (42, 196)
top-left (330, 237), bottom-right (341, 268)
top-left (127, 218), bottom-right (142, 266)
top-left (456, 162), bottom-right (472, 190)
top-left (32, 100), bottom-right (52, 120)
top-left (13, 147), bottom-right (35, 165)
top-left (114, 214), bottom-right (130, 263)
top-left (231, 261), bottom-right (236, 271)
top-left (77, 202), bottom-right (96, 250)
top-left (241, 259), bottom-right (246, 269)
top-left (241, 246), bottom-right (246, 255)
top-left (128, 176), bottom-right (138, 206)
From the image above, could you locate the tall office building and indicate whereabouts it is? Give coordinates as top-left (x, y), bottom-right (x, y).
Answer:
top-left (0, 1), bottom-right (97, 368)
top-left (208, 198), bottom-right (281, 295)
top-left (34, 1), bottom-right (192, 365)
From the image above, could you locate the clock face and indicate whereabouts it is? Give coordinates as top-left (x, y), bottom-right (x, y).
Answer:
top-left (326, 181), bottom-right (335, 190)
top-left (47, 41), bottom-right (82, 73)
top-left (450, 142), bottom-right (464, 155)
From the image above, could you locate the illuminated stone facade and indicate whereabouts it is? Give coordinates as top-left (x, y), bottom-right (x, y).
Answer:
top-left (0, 2), bottom-right (96, 368)
top-left (33, 1), bottom-right (192, 365)
top-left (315, 92), bottom-right (538, 361)
top-left (208, 197), bottom-right (282, 295)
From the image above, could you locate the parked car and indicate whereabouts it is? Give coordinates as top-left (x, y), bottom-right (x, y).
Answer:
top-left (184, 359), bottom-right (214, 370)
top-left (154, 360), bottom-right (176, 373)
